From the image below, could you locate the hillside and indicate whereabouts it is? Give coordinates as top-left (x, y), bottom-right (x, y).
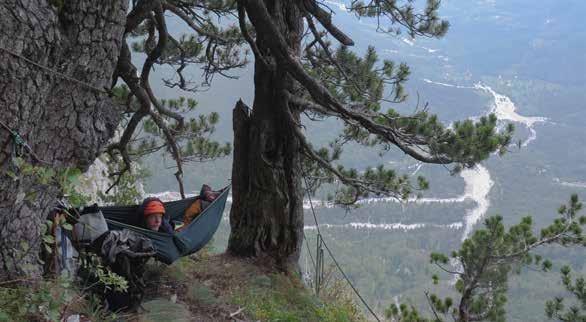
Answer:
top-left (0, 253), bottom-right (365, 322)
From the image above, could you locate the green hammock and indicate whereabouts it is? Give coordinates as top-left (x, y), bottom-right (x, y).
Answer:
top-left (98, 187), bottom-right (230, 264)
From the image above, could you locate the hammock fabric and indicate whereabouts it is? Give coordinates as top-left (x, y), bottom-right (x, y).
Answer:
top-left (97, 187), bottom-right (230, 264)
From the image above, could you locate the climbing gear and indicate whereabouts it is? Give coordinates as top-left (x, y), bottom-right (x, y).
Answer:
top-left (0, 119), bottom-right (47, 167)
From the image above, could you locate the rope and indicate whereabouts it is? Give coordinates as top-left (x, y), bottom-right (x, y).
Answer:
top-left (0, 119), bottom-right (48, 165)
top-left (303, 232), bottom-right (316, 274)
top-left (301, 170), bottom-right (325, 295)
top-left (303, 232), bottom-right (317, 289)
top-left (0, 46), bottom-right (110, 95)
top-left (301, 167), bottom-right (382, 322)
top-left (321, 237), bottom-right (381, 322)
top-left (0, 46), bottom-right (114, 165)
top-left (302, 172), bottom-right (321, 236)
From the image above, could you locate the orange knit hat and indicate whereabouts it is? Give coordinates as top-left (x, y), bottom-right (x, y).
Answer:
top-left (143, 200), bottom-right (165, 217)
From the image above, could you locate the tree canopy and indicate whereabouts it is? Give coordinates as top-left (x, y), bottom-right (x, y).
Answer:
top-left (108, 0), bottom-right (513, 206)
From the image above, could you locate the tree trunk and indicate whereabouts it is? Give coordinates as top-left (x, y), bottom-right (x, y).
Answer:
top-left (228, 0), bottom-right (304, 272)
top-left (0, 0), bottom-right (128, 279)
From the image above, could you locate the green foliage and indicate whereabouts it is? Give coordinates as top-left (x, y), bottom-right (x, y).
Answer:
top-left (305, 45), bottom-right (410, 108)
top-left (385, 302), bottom-right (431, 322)
top-left (229, 273), bottom-right (366, 322)
top-left (71, 293), bottom-right (121, 322)
top-left (0, 278), bottom-right (74, 322)
top-left (384, 195), bottom-right (585, 321)
top-left (98, 164), bottom-right (147, 205)
top-left (129, 1), bottom-right (246, 88)
top-left (108, 0), bottom-right (243, 193)
top-left (302, 25), bottom-right (513, 207)
top-left (78, 253), bottom-right (129, 293)
top-left (304, 112), bottom-right (513, 207)
top-left (0, 276), bottom-right (123, 322)
top-left (349, 0), bottom-right (449, 37)
top-left (545, 266), bottom-right (586, 321)
top-left (7, 157), bottom-right (89, 207)
top-left (111, 85), bottom-right (231, 167)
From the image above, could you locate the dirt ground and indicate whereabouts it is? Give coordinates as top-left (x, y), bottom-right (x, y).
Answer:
top-left (137, 253), bottom-right (280, 322)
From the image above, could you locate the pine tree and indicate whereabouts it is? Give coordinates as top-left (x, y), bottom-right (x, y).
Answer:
top-left (385, 195), bottom-right (586, 321)
top-left (227, 0), bottom-right (512, 270)
top-left (1, 0), bottom-right (513, 277)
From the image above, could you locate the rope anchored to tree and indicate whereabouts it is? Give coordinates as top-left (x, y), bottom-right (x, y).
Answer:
top-left (302, 169), bottom-right (382, 322)
top-left (0, 46), bottom-right (111, 95)
top-left (0, 119), bottom-right (48, 166)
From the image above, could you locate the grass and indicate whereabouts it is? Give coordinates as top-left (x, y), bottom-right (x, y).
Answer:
top-left (139, 253), bottom-right (366, 321)
top-left (229, 273), bottom-right (365, 322)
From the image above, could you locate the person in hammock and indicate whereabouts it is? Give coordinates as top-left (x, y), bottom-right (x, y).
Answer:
top-left (176, 185), bottom-right (221, 232)
top-left (138, 198), bottom-right (174, 233)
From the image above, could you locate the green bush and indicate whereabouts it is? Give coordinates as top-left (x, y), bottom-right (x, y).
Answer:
top-left (0, 279), bottom-right (74, 321)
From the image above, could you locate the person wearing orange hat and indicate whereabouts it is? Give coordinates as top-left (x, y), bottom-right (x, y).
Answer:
top-left (138, 197), bottom-right (173, 233)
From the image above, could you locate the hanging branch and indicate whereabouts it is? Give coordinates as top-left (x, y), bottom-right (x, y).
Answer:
top-left (106, 0), bottom-right (241, 197)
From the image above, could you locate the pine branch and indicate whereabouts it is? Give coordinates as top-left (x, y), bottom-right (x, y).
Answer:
top-left (301, 0), bottom-right (355, 46)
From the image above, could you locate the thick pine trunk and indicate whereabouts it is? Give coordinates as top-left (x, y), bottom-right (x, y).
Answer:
top-left (0, 0), bottom-right (128, 279)
top-left (228, 0), bottom-right (304, 271)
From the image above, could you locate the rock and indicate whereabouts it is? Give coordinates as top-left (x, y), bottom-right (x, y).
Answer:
top-left (64, 314), bottom-right (80, 322)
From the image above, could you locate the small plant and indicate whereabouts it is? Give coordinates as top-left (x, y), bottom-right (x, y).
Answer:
top-left (70, 293), bottom-right (123, 322)
top-left (7, 157), bottom-right (90, 207)
top-left (0, 278), bottom-right (75, 321)
top-left (78, 253), bottom-right (129, 293)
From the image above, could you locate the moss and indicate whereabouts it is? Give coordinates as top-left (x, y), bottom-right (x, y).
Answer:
top-left (139, 299), bottom-right (190, 322)
top-left (252, 274), bottom-right (272, 288)
top-left (187, 284), bottom-right (217, 305)
top-left (48, 0), bottom-right (64, 11)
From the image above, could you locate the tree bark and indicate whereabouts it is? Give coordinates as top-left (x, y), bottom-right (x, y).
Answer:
top-left (228, 0), bottom-right (304, 272)
top-left (0, 0), bottom-right (128, 279)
